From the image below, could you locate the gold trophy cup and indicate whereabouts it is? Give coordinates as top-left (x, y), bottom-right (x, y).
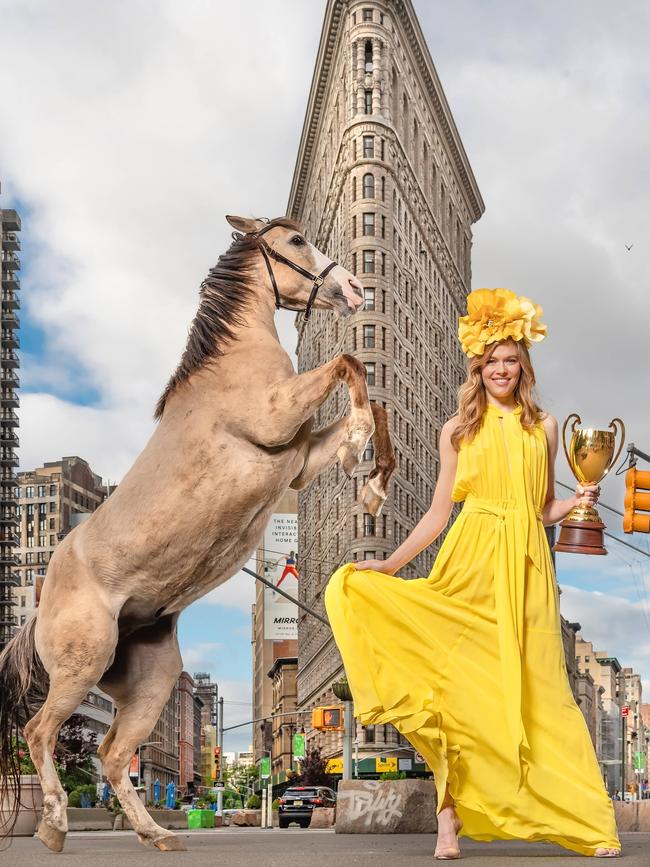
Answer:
top-left (553, 414), bottom-right (625, 555)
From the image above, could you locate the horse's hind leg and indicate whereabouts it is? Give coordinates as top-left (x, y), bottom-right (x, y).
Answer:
top-left (25, 598), bottom-right (118, 852)
top-left (98, 615), bottom-right (185, 851)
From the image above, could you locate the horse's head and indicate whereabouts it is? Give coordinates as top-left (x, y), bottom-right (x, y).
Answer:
top-left (226, 215), bottom-right (365, 318)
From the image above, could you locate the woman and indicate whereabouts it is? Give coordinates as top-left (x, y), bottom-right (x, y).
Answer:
top-left (325, 288), bottom-right (621, 859)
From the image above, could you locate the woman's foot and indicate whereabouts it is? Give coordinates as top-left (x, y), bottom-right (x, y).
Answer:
top-left (594, 847), bottom-right (621, 857)
top-left (434, 805), bottom-right (463, 860)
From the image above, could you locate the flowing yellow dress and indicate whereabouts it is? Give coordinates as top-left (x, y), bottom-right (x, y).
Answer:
top-left (325, 403), bottom-right (620, 856)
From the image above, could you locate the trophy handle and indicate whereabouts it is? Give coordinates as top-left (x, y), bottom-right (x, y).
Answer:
top-left (604, 417), bottom-right (626, 478)
top-left (561, 413), bottom-right (582, 471)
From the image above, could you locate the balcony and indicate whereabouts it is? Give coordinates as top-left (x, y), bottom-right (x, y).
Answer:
top-left (1, 232), bottom-right (20, 251)
top-left (0, 511), bottom-right (18, 525)
top-left (0, 431), bottom-right (18, 448)
top-left (1, 332), bottom-right (19, 349)
top-left (0, 273), bottom-right (19, 291)
top-left (0, 571), bottom-right (20, 587)
top-left (1, 351), bottom-right (19, 368)
top-left (0, 470), bottom-right (18, 484)
top-left (0, 409), bottom-right (18, 422)
top-left (0, 372), bottom-right (19, 389)
top-left (0, 313), bottom-right (19, 330)
top-left (0, 614), bottom-right (18, 627)
top-left (1, 253), bottom-right (20, 271)
top-left (0, 553), bottom-right (19, 567)
top-left (1, 291), bottom-right (19, 311)
top-left (0, 211), bottom-right (20, 232)
top-left (0, 532), bottom-right (19, 546)
top-left (0, 453), bottom-right (18, 469)
top-left (1, 390), bottom-right (18, 408)
top-left (0, 593), bottom-right (16, 605)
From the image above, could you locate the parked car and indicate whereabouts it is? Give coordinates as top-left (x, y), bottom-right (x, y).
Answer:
top-left (278, 786), bottom-right (336, 828)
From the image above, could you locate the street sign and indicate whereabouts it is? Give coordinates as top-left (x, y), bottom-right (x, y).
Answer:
top-left (621, 705), bottom-right (630, 717)
top-left (259, 756), bottom-right (271, 779)
top-left (414, 751), bottom-right (425, 764)
top-left (375, 756), bottom-right (398, 773)
top-left (634, 751), bottom-right (644, 772)
top-left (326, 757), bottom-right (343, 774)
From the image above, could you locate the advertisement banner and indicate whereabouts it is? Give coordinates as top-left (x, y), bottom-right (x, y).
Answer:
top-left (262, 513), bottom-right (299, 640)
top-left (260, 756), bottom-right (271, 778)
top-left (128, 754), bottom-right (139, 778)
top-left (375, 756), bottom-right (398, 773)
top-left (326, 757), bottom-right (343, 774)
top-left (293, 732), bottom-right (305, 760)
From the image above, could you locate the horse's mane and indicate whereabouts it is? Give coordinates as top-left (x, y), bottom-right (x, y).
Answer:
top-left (154, 216), bottom-right (302, 421)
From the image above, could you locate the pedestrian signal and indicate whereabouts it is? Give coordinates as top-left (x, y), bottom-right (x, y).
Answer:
top-left (624, 467), bottom-right (650, 533)
top-left (213, 746), bottom-right (221, 778)
top-left (312, 705), bottom-right (344, 731)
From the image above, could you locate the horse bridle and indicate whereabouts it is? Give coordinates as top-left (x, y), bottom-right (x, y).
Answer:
top-left (246, 223), bottom-right (339, 320)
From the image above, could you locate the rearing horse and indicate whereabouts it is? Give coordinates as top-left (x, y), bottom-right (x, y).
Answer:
top-left (0, 215), bottom-right (395, 852)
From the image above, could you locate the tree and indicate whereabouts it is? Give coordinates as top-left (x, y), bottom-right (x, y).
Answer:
top-left (299, 747), bottom-right (333, 787)
top-left (56, 714), bottom-right (98, 792)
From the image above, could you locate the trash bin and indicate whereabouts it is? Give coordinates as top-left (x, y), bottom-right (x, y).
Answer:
top-left (187, 809), bottom-right (215, 829)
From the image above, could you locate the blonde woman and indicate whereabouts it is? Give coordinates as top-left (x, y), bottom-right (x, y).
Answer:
top-left (325, 289), bottom-right (621, 859)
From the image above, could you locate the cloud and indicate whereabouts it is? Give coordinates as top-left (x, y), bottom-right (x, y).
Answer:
top-left (202, 561), bottom-right (258, 615)
top-left (180, 642), bottom-right (224, 673)
top-left (560, 585), bottom-right (650, 695)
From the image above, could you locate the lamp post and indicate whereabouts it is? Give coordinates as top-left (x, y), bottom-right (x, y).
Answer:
top-left (138, 740), bottom-right (164, 797)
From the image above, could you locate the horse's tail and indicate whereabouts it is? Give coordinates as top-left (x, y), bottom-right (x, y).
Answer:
top-left (0, 616), bottom-right (48, 839)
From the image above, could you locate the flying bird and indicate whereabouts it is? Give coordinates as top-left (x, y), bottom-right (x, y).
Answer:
top-left (625, 243), bottom-right (633, 251)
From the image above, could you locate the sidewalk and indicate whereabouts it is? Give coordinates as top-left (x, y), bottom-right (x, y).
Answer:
top-left (1, 828), bottom-right (648, 866)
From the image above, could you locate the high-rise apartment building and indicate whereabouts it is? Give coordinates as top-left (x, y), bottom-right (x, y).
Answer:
top-left (287, 0), bottom-right (483, 757)
top-left (14, 456), bottom-right (106, 621)
top-left (0, 202), bottom-right (20, 650)
top-left (178, 671), bottom-right (204, 794)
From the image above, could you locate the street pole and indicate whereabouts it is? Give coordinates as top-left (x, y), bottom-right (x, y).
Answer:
top-left (342, 700), bottom-right (353, 781)
top-left (621, 715), bottom-right (627, 798)
top-left (217, 695), bottom-right (224, 814)
top-left (354, 738), bottom-right (359, 779)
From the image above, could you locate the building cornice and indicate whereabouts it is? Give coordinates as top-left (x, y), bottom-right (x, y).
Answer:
top-left (287, 0), bottom-right (484, 223)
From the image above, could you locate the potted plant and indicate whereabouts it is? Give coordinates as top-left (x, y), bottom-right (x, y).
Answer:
top-left (0, 738), bottom-right (43, 836)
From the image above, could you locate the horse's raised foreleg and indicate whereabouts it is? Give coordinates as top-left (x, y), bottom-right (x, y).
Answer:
top-left (98, 616), bottom-right (185, 852)
top-left (291, 402), bottom-right (395, 517)
top-left (263, 354), bottom-right (374, 475)
top-left (26, 597), bottom-right (119, 853)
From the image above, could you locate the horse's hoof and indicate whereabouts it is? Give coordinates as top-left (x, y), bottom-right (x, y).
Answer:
top-left (36, 821), bottom-right (66, 853)
top-left (153, 833), bottom-right (186, 851)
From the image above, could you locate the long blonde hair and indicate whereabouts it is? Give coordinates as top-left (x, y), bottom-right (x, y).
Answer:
top-left (450, 339), bottom-right (543, 451)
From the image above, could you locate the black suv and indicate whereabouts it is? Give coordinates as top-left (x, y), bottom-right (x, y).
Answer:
top-left (278, 786), bottom-right (337, 828)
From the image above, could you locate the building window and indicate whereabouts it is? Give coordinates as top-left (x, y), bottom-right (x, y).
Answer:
top-left (364, 362), bottom-right (376, 386)
top-left (364, 90), bottom-right (373, 114)
top-left (381, 252), bottom-right (386, 276)
top-left (39, 503), bottom-right (47, 515)
top-left (364, 40), bottom-right (373, 72)
top-left (363, 135), bottom-right (374, 158)
top-left (365, 724), bottom-right (375, 743)
top-left (363, 514), bottom-right (375, 536)
top-left (362, 172), bottom-right (375, 198)
top-left (363, 325), bottom-right (376, 348)
top-left (37, 485), bottom-right (45, 497)
top-left (363, 551), bottom-right (376, 560)
top-left (363, 441), bottom-right (374, 461)
top-left (352, 215), bottom-right (357, 239)
top-left (352, 176), bottom-right (357, 201)
top-left (352, 252), bottom-right (357, 274)
top-left (381, 215), bottom-right (386, 238)
top-left (381, 176), bottom-right (385, 201)
top-left (49, 501), bottom-right (56, 512)
top-left (363, 250), bottom-right (375, 273)
top-left (26, 486), bottom-right (34, 498)
top-left (363, 8), bottom-right (373, 22)
top-left (362, 212), bottom-right (375, 236)
top-left (364, 287), bottom-right (376, 310)
top-left (49, 484), bottom-right (56, 496)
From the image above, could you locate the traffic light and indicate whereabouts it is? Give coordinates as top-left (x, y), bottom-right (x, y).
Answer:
top-left (213, 746), bottom-right (221, 781)
top-left (311, 705), bottom-right (344, 731)
top-left (624, 467), bottom-right (650, 533)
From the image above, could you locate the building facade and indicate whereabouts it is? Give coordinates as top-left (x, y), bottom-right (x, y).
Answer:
top-left (287, 0), bottom-right (483, 760)
top-left (251, 490), bottom-right (299, 766)
top-left (0, 202), bottom-right (20, 651)
top-left (141, 681), bottom-right (180, 801)
top-left (14, 456), bottom-right (106, 621)
top-left (178, 671), bottom-right (204, 794)
top-left (268, 656), bottom-right (299, 777)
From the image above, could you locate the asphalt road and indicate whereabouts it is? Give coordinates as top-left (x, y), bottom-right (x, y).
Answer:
top-left (1, 829), bottom-right (649, 866)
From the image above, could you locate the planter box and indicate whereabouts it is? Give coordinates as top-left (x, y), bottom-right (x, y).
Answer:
top-left (614, 800), bottom-right (650, 831)
top-left (335, 780), bottom-right (437, 834)
top-left (113, 808), bottom-right (188, 831)
top-left (66, 806), bottom-right (113, 831)
top-left (0, 775), bottom-right (43, 837)
top-left (187, 809), bottom-right (215, 829)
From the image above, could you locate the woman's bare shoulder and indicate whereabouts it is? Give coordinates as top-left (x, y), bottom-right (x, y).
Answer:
top-left (441, 414), bottom-right (461, 438)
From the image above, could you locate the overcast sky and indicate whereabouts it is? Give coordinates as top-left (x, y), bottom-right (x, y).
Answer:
top-left (1, 0), bottom-right (649, 752)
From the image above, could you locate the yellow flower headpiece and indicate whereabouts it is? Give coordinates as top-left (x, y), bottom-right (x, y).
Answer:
top-left (458, 288), bottom-right (547, 358)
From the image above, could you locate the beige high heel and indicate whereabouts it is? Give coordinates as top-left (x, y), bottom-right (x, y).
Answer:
top-left (434, 808), bottom-right (463, 860)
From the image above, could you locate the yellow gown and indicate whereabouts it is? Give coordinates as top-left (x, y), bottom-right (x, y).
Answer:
top-left (324, 403), bottom-right (620, 856)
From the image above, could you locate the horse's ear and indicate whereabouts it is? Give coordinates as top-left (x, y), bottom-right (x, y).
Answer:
top-left (225, 215), bottom-right (268, 235)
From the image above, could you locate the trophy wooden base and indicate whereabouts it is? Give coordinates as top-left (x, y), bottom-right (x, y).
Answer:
top-left (553, 518), bottom-right (607, 555)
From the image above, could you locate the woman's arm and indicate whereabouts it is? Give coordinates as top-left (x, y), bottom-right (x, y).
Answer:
top-left (541, 413), bottom-right (600, 526)
top-left (355, 416), bottom-right (460, 574)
